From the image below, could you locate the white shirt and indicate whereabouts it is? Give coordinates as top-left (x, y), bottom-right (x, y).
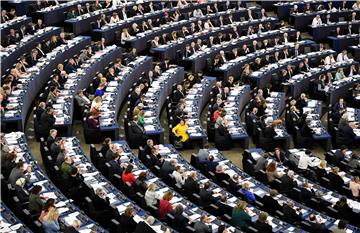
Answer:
top-left (110, 16), bottom-right (120, 24)
top-left (298, 154), bottom-right (317, 170)
top-left (336, 53), bottom-right (350, 62)
top-left (144, 190), bottom-right (160, 206)
top-left (311, 17), bottom-right (322, 27)
top-left (172, 170), bottom-right (185, 185)
top-left (324, 56), bottom-right (336, 65)
top-left (193, 9), bottom-right (203, 17)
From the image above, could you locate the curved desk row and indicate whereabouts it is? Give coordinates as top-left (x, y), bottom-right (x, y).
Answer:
top-left (99, 56), bottom-right (153, 140)
top-left (152, 17), bottom-right (278, 64)
top-left (154, 144), bottom-right (303, 232)
top-left (223, 85), bottom-right (250, 148)
top-left (184, 76), bottom-right (216, 147)
top-left (215, 40), bottom-right (314, 80)
top-left (2, 36), bottom-right (91, 132)
top-left (249, 49), bottom-right (336, 89)
top-left (0, 15), bottom-right (32, 39)
top-left (3, 132), bottom-right (107, 232)
top-left (143, 67), bottom-right (185, 144)
top-left (53, 45), bottom-right (122, 136)
top-left (64, 137), bottom-right (175, 233)
top-left (243, 148), bottom-right (359, 231)
top-left (283, 60), bottom-right (358, 98)
top-left (0, 202), bottom-right (32, 233)
top-left (123, 7), bottom-right (260, 53)
top-left (1, 26), bottom-right (62, 76)
top-left (291, 9), bottom-right (360, 31)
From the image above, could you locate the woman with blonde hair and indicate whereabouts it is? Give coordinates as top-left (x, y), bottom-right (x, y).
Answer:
top-left (315, 159), bottom-right (327, 179)
top-left (90, 96), bottom-right (102, 113)
top-left (350, 176), bottom-right (360, 199)
top-left (232, 200), bottom-right (251, 230)
top-left (159, 191), bottom-right (174, 219)
top-left (42, 208), bottom-right (60, 233)
top-left (145, 183), bottom-right (160, 206)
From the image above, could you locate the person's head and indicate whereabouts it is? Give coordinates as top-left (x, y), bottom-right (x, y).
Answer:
top-left (124, 206), bottom-right (135, 217)
top-left (270, 189), bottom-right (277, 197)
top-left (49, 129), bottom-right (57, 138)
top-left (287, 170), bottom-right (294, 179)
top-left (146, 216), bottom-right (155, 225)
top-left (200, 214), bottom-right (208, 223)
top-left (31, 185), bottom-right (42, 195)
top-left (288, 201), bottom-right (294, 208)
top-left (147, 183), bottom-right (157, 192)
top-left (340, 145), bottom-right (348, 154)
top-left (71, 220), bottom-right (81, 230)
top-left (332, 166), bottom-right (340, 174)
top-left (242, 182), bottom-right (250, 191)
top-left (162, 191), bottom-right (173, 201)
top-left (337, 220), bottom-right (347, 230)
top-left (124, 164), bottom-right (134, 174)
top-left (174, 204), bottom-right (184, 215)
top-left (208, 155), bottom-right (214, 161)
top-left (235, 200), bottom-right (247, 211)
top-left (266, 161), bottom-right (277, 172)
top-left (217, 225), bottom-right (228, 233)
top-left (43, 198), bottom-right (56, 211)
top-left (258, 212), bottom-right (268, 223)
top-left (203, 181), bottom-right (211, 190)
top-left (353, 176), bottom-right (359, 183)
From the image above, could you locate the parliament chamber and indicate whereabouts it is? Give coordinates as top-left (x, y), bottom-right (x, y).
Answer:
top-left (1, 0), bottom-right (360, 233)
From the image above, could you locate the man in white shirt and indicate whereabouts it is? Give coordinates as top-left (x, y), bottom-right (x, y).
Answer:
top-left (311, 15), bottom-right (322, 27)
top-left (172, 165), bottom-right (186, 186)
top-left (297, 150), bottom-right (317, 171)
top-left (336, 50), bottom-right (350, 62)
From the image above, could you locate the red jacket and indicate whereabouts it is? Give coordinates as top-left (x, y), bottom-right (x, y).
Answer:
top-left (159, 199), bottom-right (173, 219)
top-left (122, 171), bottom-right (136, 185)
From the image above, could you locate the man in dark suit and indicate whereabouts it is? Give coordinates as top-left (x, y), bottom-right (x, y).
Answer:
top-left (183, 171), bottom-right (200, 195)
top-left (254, 212), bottom-right (272, 233)
top-left (217, 195), bottom-right (233, 217)
top-left (262, 189), bottom-right (281, 215)
top-left (308, 214), bottom-right (327, 233)
top-left (228, 174), bottom-right (241, 193)
top-left (172, 84), bottom-right (185, 103)
top-left (108, 153), bottom-right (123, 176)
top-left (199, 182), bottom-right (216, 206)
top-left (134, 217), bottom-right (156, 233)
top-left (159, 159), bottom-right (176, 178)
top-left (279, 170), bottom-right (297, 194)
top-left (332, 98), bottom-right (346, 114)
top-left (282, 201), bottom-right (302, 224)
top-left (65, 58), bottom-right (77, 74)
top-left (200, 155), bottom-right (218, 172)
top-left (128, 116), bottom-right (147, 146)
top-left (338, 122), bottom-right (356, 147)
top-left (333, 145), bottom-right (347, 166)
top-left (39, 107), bottom-right (56, 138)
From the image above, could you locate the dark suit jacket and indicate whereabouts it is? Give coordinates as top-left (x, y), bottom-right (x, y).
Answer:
top-left (254, 220), bottom-right (272, 233)
top-left (282, 205), bottom-right (302, 223)
top-left (108, 159), bottom-right (122, 176)
top-left (120, 214), bottom-right (137, 233)
top-left (280, 175), bottom-right (297, 194)
top-left (134, 221), bottom-right (156, 233)
top-left (262, 195), bottom-right (281, 214)
top-left (183, 176), bottom-right (199, 194)
top-left (217, 202), bottom-right (233, 217)
top-left (199, 188), bottom-right (215, 206)
top-left (173, 212), bottom-right (188, 231)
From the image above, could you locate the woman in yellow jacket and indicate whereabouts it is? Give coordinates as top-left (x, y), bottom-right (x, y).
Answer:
top-left (172, 118), bottom-right (189, 148)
